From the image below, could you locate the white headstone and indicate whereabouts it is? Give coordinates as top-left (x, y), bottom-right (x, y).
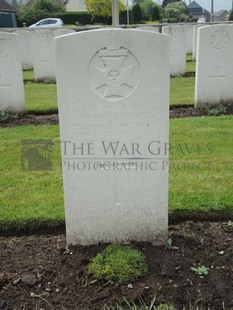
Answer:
top-left (195, 24), bottom-right (233, 107)
top-left (184, 24), bottom-right (194, 53)
top-left (55, 29), bottom-right (170, 246)
top-left (15, 30), bottom-right (33, 70)
top-left (54, 29), bottom-right (76, 38)
top-left (192, 23), bottom-right (207, 60)
top-left (137, 26), bottom-right (160, 33)
top-left (30, 29), bottom-right (56, 81)
top-left (162, 25), bottom-right (186, 76)
top-left (0, 32), bottom-right (25, 114)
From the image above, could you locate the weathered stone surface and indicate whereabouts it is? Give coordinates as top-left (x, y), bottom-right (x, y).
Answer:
top-left (195, 24), bottom-right (233, 107)
top-left (0, 32), bottom-right (25, 113)
top-left (55, 29), bottom-right (170, 245)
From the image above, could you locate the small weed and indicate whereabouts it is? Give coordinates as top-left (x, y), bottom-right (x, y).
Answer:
top-left (88, 244), bottom-right (148, 283)
top-left (63, 245), bottom-right (71, 254)
top-left (228, 221), bottom-right (233, 227)
top-left (0, 111), bottom-right (18, 122)
top-left (208, 105), bottom-right (227, 116)
top-left (164, 238), bottom-right (179, 251)
top-left (81, 276), bottom-right (97, 287)
top-left (191, 265), bottom-right (209, 276)
top-left (203, 248), bottom-right (217, 258)
top-left (105, 297), bottom-right (175, 309)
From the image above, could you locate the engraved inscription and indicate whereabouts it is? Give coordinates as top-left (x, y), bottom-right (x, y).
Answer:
top-left (208, 64), bottom-right (227, 100)
top-left (88, 41), bottom-right (140, 100)
top-left (210, 30), bottom-right (229, 49)
top-left (0, 39), bottom-right (8, 58)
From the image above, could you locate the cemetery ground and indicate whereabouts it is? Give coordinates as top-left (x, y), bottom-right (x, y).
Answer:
top-left (1, 57), bottom-right (233, 309)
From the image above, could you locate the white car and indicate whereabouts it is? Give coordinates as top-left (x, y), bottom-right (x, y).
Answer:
top-left (29, 18), bottom-right (64, 28)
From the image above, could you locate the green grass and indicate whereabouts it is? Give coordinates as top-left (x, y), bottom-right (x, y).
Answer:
top-left (0, 125), bottom-right (64, 231)
top-left (186, 56), bottom-right (196, 73)
top-left (25, 83), bottom-right (58, 113)
top-left (170, 77), bottom-right (195, 106)
top-left (24, 78), bottom-right (195, 112)
top-left (0, 116), bottom-right (232, 231)
top-left (169, 116), bottom-right (233, 212)
top-left (23, 70), bottom-right (34, 81)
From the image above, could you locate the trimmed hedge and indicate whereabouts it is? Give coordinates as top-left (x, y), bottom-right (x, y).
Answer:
top-left (54, 10), bottom-right (132, 26)
top-left (17, 9), bottom-right (133, 27)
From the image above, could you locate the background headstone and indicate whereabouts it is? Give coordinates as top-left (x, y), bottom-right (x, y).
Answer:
top-left (54, 29), bottom-right (76, 38)
top-left (162, 25), bottom-right (186, 76)
top-left (0, 32), bottom-right (25, 114)
top-left (136, 26), bottom-right (160, 33)
top-left (184, 24), bottom-right (194, 53)
top-left (15, 30), bottom-right (33, 70)
top-left (30, 29), bottom-right (56, 81)
top-left (55, 29), bottom-right (170, 246)
top-left (195, 24), bottom-right (233, 107)
top-left (192, 23), bottom-right (207, 60)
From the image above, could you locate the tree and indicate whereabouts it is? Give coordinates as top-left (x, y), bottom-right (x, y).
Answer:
top-left (132, 3), bottom-right (142, 22)
top-left (33, 0), bottom-right (65, 13)
top-left (85, 0), bottom-right (125, 20)
top-left (164, 1), bottom-right (188, 21)
top-left (17, 0), bottom-right (65, 27)
top-left (152, 5), bottom-right (160, 21)
top-left (140, 0), bottom-right (155, 18)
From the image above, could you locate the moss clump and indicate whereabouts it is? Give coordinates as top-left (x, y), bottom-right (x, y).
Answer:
top-left (87, 244), bottom-right (148, 283)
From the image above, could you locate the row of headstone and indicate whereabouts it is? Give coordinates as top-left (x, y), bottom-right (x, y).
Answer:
top-left (1, 25), bottom-right (232, 246)
top-left (16, 29), bottom-right (75, 80)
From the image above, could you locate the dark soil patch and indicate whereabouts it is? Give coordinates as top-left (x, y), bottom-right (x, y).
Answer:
top-left (1, 222), bottom-right (233, 309)
top-left (2, 106), bottom-right (233, 128)
top-left (1, 105), bottom-right (233, 128)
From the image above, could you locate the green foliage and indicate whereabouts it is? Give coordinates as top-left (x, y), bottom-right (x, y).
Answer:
top-left (208, 105), bottom-right (227, 116)
top-left (140, 0), bottom-right (155, 19)
top-left (52, 11), bottom-right (91, 25)
top-left (33, 0), bottom-right (65, 13)
top-left (164, 1), bottom-right (188, 21)
top-left (0, 112), bottom-right (18, 122)
top-left (17, 7), bottom-right (49, 27)
top-left (191, 265), bottom-right (209, 276)
top-left (164, 238), bottom-right (179, 251)
top-left (152, 5), bottom-right (160, 21)
top-left (88, 244), bottom-right (148, 282)
top-left (85, 0), bottom-right (125, 20)
top-left (132, 3), bottom-right (142, 23)
top-left (17, 0), bottom-right (65, 27)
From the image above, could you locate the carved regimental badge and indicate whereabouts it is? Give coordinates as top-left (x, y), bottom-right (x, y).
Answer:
top-left (88, 41), bottom-right (140, 100)
top-left (210, 30), bottom-right (229, 50)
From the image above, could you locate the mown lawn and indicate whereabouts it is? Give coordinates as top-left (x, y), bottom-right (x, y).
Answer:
top-left (1, 116), bottom-right (232, 231)
top-left (25, 83), bottom-right (58, 113)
